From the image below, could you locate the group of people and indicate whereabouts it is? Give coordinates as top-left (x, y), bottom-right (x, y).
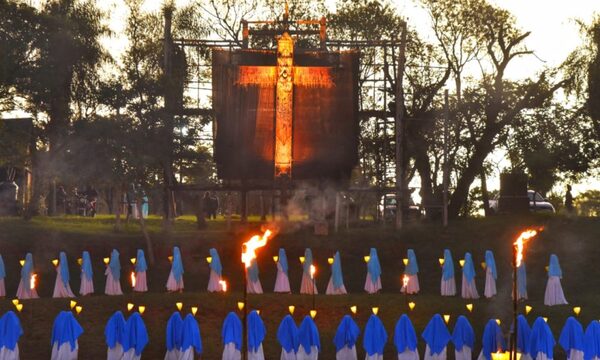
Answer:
top-left (1, 307), bottom-right (600, 359)
top-left (1, 247), bottom-right (568, 307)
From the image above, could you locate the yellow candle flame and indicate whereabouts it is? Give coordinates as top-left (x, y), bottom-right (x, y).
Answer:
top-left (19, 260), bottom-right (24, 266)
top-left (176, 302), bottom-right (183, 311)
top-left (481, 262), bottom-right (486, 269)
top-left (288, 305), bottom-right (295, 315)
top-left (403, 258), bottom-right (409, 266)
top-left (241, 229), bottom-right (272, 268)
top-left (219, 280), bottom-right (227, 292)
top-left (350, 305), bottom-right (357, 314)
top-left (52, 259), bottom-right (58, 266)
top-left (75, 306), bottom-right (83, 315)
top-left (191, 306), bottom-right (198, 316)
top-left (168, 256), bottom-right (173, 262)
top-left (11, 299), bottom-right (19, 306)
top-left (237, 302), bottom-right (245, 311)
top-left (310, 265), bottom-right (316, 279)
top-left (310, 310), bottom-right (317, 318)
top-left (130, 258), bottom-right (136, 265)
top-left (15, 304), bottom-right (23, 312)
top-left (206, 256), bottom-right (212, 264)
top-left (364, 256), bottom-right (370, 263)
top-left (327, 257), bottom-right (334, 265)
top-left (496, 319), bottom-right (501, 325)
top-left (29, 274), bottom-right (36, 290)
top-left (127, 303), bottom-right (135, 311)
top-left (372, 307), bottom-right (379, 315)
top-left (77, 258), bottom-right (82, 266)
top-left (138, 306), bottom-right (146, 315)
top-left (543, 317), bottom-right (548, 322)
top-left (574, 307), bottom-right (581, 316)
top-left (273, 256), bottom-right (279, 263)
top-left (525, 305), bottom-right (533, 314)
top-left (438, 258), bottom-right (445, 266)
top-left (443, 314), bottom-right (450, 324)
top-left (299, 256), bottom-right (305, 264)
top-left (466, 303), bottom-right (473, 312)
top-left (103, 257), bottom-right (110, 265)
top-left (408, 302), bottom-right (416, 311)
top-left (256, 310), bottom-right (261, 315)
top-left (70, 300), bottom-right (77, 309)
top-left (459, 260), bottom-right (465, 267)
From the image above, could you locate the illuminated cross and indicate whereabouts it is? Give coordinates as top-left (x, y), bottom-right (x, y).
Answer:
top-left (237, 32), bottom-right (333, 180)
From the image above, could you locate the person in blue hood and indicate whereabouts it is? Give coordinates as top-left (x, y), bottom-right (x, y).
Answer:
top-left (559, 317), bottom-right (584, 360)
top-left (16, 252), bottom-right (38, 299)
top-left (166, 247), bottom-right (184, 292)
top-left (544, 254), bottom-right (568, 306)
top-left (274, 248), bottom-right (291, 293)
top-left (207, 248), bottom-right (225, 292)
top-left (53, 252), bottom-right (75, 298)
top-left (515, 315), bottom-right (532, 359)
top-left (133, 249), bottom-right (148, 292)
top-left (528, 317), bottom-right (555, 360)
top-left (0, 311), bottom-right (23, 359)
top-left (364, 248), bottom-right (382, 294)
top-left (300, 249), bottom-right (318, 295)
top-left (422, 314), bottom-right (451, 360)
top-left (452, 316), bottom-right (474, 360)
top-left (440, 249), bottom-right (456, 296)
top-left (277, 315), bottom-right (299, 360)
top-left (326, 252), bottom-right (347, 295)
top-left (247, 310), bottom-right (266, 359)
top-left (584, 320), bottom-right (600, 360)
top-left (297, 315), bottom-right (320, 360)
top-left (0, 254), bottom-right (6, 297)
top-left (247, 258), bottom-right (264, 294)
top-left (51, 311), bottom-right (83, 360)
top-left (164, 312), bottom-right (183, 360)
top-left (402, 249), bottom-right (420, 294)
top-left (222, 312), bottom-right (242, 360)
top-left (394, 314), bottom-right (419, 360)
top-left (363, 313), bottom-right (387, 360)
top-left (79, 251), bottom-right (94, 296)
top-left (477, 319), bottom-right (506, 360)
top-left (334, 315), bottom-right (360, 360)
top-left (105, 311), bottom-right (126, 360)
top-left (122, 311), bottom-right (148, 360)
top-left (461, 252), bottom-right (479, 299)
top-left (105, 249), bottom-right (123, 296)
top-left (180, 313), bottom-right (202, 360)
top-left (483, 250), bottom-right (497, 298)
top-left (517, 260), bottom-right (528, 301)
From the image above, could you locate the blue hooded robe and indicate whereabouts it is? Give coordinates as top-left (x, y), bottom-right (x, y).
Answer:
top-left (422, 314), bottom-right (451, 356)
top-left (559, 317), bottom-right (584, 357)
top-left (222, 312), bottom-right (242, 351)
top-left (123, 312), bottom-right (148, 356)
top-left (363, 314), bottom-right (388, 356)
top-left (298, 315), bottom-right (320, 355)
top-left (277, 315), bottom-right (299, 354)
top-left (481, 319), bottom-right (506, 360)
top-left (209, 248), bottom-right (222, 276)
top-left (247, 310), bottom-right (266, 353)
top-left (452, 315), bottom-right (475, 352)
top-left (181, 314), bottom-right (202, 354)
top-left (394, 314), bottom-right (418, 354)
top-left (334, 315), bottom-right (360, 352)
top-left (367, 248), bottom-right (381, 282)
top-left (405, 249), bottom-right (419, 275)
top-left (105, 311), bottom-right (126, 350)
top-left (529, 317), bottom-right (555, 360)
top-left (81, 251), bottom-right (93, 281)
top-left (0, 311), bottom-right (22, 351)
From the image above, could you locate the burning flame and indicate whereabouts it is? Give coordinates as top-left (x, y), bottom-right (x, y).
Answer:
top-left (29, 274), bottom-right (37, 290)
top-left (130, 272), bottom-right (136, 287)
top-left (514, 228), bottom-right (541, 267)
top-left (241, 229), bottom-right (273, 268)
top-left (219, 280), bottom-right (228, 292)
top-left (310, 265), bottom-right (316, 279)
top-left (402, 275), bottom-right (409, 288)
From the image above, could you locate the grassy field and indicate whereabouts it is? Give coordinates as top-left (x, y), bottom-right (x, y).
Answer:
top-left (0, 214), bottom-right (599, 358)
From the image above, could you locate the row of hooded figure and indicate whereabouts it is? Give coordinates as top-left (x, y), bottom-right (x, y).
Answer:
top-left (3, 309), bottom-right (600, 360)
top-left (3, 248), bottom-right (568, 306)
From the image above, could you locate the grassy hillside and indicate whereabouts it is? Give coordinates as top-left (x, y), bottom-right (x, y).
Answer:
top-left (0, 214), bottom-right (599, 358)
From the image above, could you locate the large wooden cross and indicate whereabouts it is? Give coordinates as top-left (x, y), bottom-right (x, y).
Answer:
top-left (237, 32), bottom-right (333, 180)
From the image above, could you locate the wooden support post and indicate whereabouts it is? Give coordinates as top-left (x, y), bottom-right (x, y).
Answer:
top-left (334, 192), bottom-right (341, 233)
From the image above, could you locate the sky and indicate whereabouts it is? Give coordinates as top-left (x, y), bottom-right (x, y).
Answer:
top-left (12, 0), bottom-right (600, 196)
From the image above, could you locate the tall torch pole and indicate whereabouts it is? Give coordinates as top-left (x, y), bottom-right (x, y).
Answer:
top-left (511, 244), bottom-right (518, 360)
top-left (242, 245), bottom-right (248, 360)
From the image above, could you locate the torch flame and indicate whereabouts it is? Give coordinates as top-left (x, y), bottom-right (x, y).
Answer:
top-left (219, 280), bottom-right (227, 292)
top-left (29, 274), bottom-right (37, 290)
top-left (402, 274), bottom-right (409, 288)
top-left (310, 265), bottom-right (316, 279)
top-left (130, 272), bottom-right (136, 288)
top-left (514, 229), bottom-right (540, 267)
top-left (241, 229), bottom-right (273, 268)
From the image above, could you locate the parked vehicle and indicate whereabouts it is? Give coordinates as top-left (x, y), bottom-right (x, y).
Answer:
top-left (489, 190), bottom-right (555, 214)
top-left (379, 193), bottom-right (422, 220)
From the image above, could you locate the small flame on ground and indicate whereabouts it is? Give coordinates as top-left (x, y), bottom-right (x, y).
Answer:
top-left (242, 229), bottom-right (273, 268)
top-left (130, 272), bottom-right (136, 288)
top-left (219, 280), bottom-right (227, 292)
top-left (402, 275), bottom-right (409, 288)
top-left (29, 274), bottom-right (37, 290)
top-left (310, 265), bottom-right (316, 279)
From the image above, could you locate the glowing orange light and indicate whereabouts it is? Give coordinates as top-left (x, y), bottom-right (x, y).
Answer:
top-left (514, 228), bottom-right (541, 267)
top-left (402, 275), bottom-right (409, 288)
top-left (241, 229), bottom-right (272, 268)
top-left (310, 265), bottom-right (316, 279)
top-left (29, 274), bottom-right (37, 290)
top-left (219, 280), bottom-right (228, 292)
top-left (274, 32), bottom-right (294, 178)
top-left (130, 272), bottom-right (136, 288)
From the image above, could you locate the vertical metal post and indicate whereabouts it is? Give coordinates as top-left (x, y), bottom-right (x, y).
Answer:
top-left (443, 89), bottom-right (449, 227)
top-left (511, 245), bottom-right (518, 360)
top-left (243, 262), bottom-right (248, 360)
top-left (395, 21), bottom-right (408, 230)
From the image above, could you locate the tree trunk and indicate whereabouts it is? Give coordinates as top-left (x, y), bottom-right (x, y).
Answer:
top-left (136, 198), bottom-right (155, 265)
top-left (114, 186), bottom-right (122, 232)
top-left (195, 194), bottom-right (206, 229)
top-left (480, 169), bottom-right (491, 216)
